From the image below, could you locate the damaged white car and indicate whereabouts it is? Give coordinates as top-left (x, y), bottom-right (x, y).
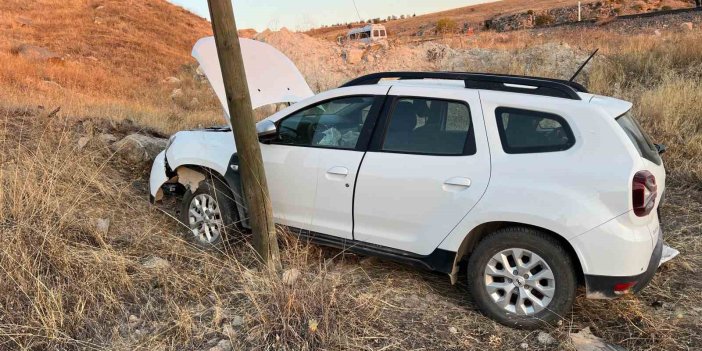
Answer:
top-left (150, 37), bottom-right (673, 328)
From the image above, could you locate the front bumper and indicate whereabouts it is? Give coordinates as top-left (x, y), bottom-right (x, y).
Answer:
top-left (149, 151), bottom-right (169, 204)
top-left (584, 229), bottom-right (664, 299)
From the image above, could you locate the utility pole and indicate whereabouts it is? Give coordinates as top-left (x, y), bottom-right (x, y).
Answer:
top-left (207, 0), bottom-right (281, 270)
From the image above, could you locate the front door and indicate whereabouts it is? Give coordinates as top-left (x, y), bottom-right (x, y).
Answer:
top-left (262, 88), bottom-right (387, 237)
top-left (353, 86), bottom-right (491, 255)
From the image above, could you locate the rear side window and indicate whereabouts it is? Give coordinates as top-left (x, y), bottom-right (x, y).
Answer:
top-left (616, 112), bottom-right (662, 165)
top-left (381, 97), bottom-right (475, 155)
top-left (495, 107), bottom-right (575, 154)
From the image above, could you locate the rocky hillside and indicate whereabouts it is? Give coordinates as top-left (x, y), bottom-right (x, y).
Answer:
top-left (306, 0), bottom-right (697, 40)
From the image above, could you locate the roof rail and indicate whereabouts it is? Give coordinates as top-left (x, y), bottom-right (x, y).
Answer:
top-left (340, 71), bottom-right (586, 100)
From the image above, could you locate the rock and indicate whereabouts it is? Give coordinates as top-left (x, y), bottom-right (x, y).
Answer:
top-left (16, 16), bottom-right (32, 26)
top-left (190, 97), bottom-right (200, 107)
top-left (164, 76), bottom-right (181, 84)
top-left (86, 56), bottom-right (99, 62)
top-left (537, 332), bottom-right (556, 345)
top-left (98, 133), bottom-right (117, 144)
top-left (111, 133), bottom-right (167, 166)
top-left (95, 218), bottom-right (110, 235)
top-left (680, 22), bottom-right (693, 31)
top-left (282, 268), bottom-right (301, 286)
top-left (142, 256), bottom-right (171, 270)
top-left (77, 136), bottom-right (90, 150)
top-left (216, 339), bottom-right (232, 351)
top-left (12, 44), bottom-right (62, 62)
top-left (448, 326), bottom-right (458, 334)
top-left (343, 48), bottom-right (364, 65)
top-left (520, 342), bottom-right (529, 349)
top-left (654, 29), bottom-right (662, 36)
top-left (238, 28), bottom-right (258, 39)
top-left (308, 319), bottom-right (318, 333)
top-left (95, 5), bottom-right (105, 10)
top-left (170, 88), bottom-right (184, 99)
top-left (128, 314), bottom-right (141, 328)
top-left (40, 80), bottom-right (63, 90)
top-left (231, 315), bottom-right (244, 327)
top-left (570, 327), bottom-right (626, 351)
top-left (222, 324), bottom-right (236, 338)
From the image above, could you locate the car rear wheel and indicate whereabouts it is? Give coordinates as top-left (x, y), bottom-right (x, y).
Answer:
top-left (467, 227), bottom-right (577, 329)
top-left (180, 176), bottom-right (239, 248)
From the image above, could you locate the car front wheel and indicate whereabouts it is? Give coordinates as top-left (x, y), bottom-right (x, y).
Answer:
top-left (467, 227), bottom-right (577, 329)
top-left (180, 176), bottom-right (239, 248)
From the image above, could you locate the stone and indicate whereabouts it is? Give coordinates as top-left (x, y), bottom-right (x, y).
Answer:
top-left (222, 324), bottom-right (236, 338)
top-left (11, 44), bottom-right (61, 62)
top-left (282, 268), bottom-right (301, 286)
top-left (128, 314), bottom-right (141, 328)
top-left (448, 326), bottom-right (458, 334)
top-left (654, 29), bottom-right (662, 36)
top-left (520, 342), bottom-right (529, 349)
top-left (95, 218), bottom-right (110, 235)
top-left (343, 48), bottom-right (364, 65)
top-left (537, 332), bottom-right (555, 345)
top-left (142, 256), bottom-right (171, 270)
top-left (570, 327), bottom-right (625, 351)
top-left (98, 133), bottom-right (117, 144)
top-left (231, 315), bottom-right (244, 327)
top-left (170, 88), bottom-right (184, 99)
top-left (216, 339), bottom-right (232, 351)
top-left (110, 133), bottom-right (167, 166)
top-left (680, 22), bottom-right (693, 31)
top-left (77, 136), bottom-right (90, 150)
top-left (164, 76), bottom-right (181, 84)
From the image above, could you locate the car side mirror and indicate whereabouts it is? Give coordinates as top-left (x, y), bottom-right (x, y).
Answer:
top-left (256, 120), bottom-right (277, 142)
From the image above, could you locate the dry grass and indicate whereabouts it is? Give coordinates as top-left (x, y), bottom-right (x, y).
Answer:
top-left (0, 2), bottom-right (701, 350)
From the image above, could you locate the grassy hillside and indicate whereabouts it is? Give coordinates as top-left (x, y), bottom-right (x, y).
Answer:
top-left (0, 0), bottom-right (220, 132)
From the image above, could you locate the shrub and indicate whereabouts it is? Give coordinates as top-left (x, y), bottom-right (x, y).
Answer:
top-left (534, 14), bottom-right (555, 26)
top-left (436, 18), bottom-right (458, 34)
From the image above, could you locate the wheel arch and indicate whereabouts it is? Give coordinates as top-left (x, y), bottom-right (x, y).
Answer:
top-left (448, 221), bottom-right (584, 285)
top-left (171, 161), bottom-right (249, 229)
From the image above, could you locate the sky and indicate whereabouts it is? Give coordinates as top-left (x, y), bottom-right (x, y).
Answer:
top-left (168, 0), bottom-right (497, 32)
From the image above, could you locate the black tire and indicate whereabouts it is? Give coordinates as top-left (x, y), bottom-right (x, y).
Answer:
top-left (180, 175), bottom-right (239, 249)
top-left (466, 227), bottom-right (577, 329)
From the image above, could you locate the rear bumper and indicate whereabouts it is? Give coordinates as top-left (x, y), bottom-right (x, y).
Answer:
top-left (584, 229), bottom-right (663, 299)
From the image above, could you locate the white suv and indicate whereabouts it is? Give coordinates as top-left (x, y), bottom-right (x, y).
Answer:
top-left (149, 37), bottom-right (667, 328)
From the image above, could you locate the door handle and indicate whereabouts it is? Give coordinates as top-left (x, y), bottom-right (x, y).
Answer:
top-left (444, 177), bottom-right (471, 188)
top-left (327, 166), bottom-right (349, 176)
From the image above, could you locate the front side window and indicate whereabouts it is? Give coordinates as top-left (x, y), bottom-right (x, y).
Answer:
top-left (276, 96), bottom-right (375, 150)
top-left (380, 30), bottom-right (386, 36)
top-left (495, 107), bottom-right (575, 154)
top-left (373, 30), bottom-right (380, 37)
top-left (381, 97), bottom-right (475, 155)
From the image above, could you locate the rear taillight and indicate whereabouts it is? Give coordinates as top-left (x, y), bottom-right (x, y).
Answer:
top-left (632, 171), bottom-right (657, 217)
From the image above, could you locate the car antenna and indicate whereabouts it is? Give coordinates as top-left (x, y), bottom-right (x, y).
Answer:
top-left (569, 48), bottom-right (599, 82)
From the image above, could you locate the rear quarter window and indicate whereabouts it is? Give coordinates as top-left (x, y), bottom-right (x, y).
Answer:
top-left (616, 112), bottom-right (662, 165)
top-left (495, 107), bottom-right (575, 154)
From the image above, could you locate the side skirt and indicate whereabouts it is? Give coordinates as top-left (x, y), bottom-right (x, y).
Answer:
top-left (289, 227), bottom-right (456, 274)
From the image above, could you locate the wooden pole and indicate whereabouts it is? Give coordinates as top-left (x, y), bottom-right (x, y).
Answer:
top-left (207, 0), bottom-right (281, 270)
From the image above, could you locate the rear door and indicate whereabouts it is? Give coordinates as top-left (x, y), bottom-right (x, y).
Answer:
top-left (353, 85), bottom-right (491, 255)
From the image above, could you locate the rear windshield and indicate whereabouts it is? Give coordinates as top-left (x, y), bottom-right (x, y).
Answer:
top-left (616, 112), bottom-right (661, 165)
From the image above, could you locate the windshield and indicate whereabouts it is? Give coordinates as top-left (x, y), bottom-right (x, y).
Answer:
top-left (616, 111), bottom-right (662, 165)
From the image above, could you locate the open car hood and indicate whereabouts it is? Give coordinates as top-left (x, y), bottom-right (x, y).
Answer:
top-left (192, 37), bottom-right (314, 123)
